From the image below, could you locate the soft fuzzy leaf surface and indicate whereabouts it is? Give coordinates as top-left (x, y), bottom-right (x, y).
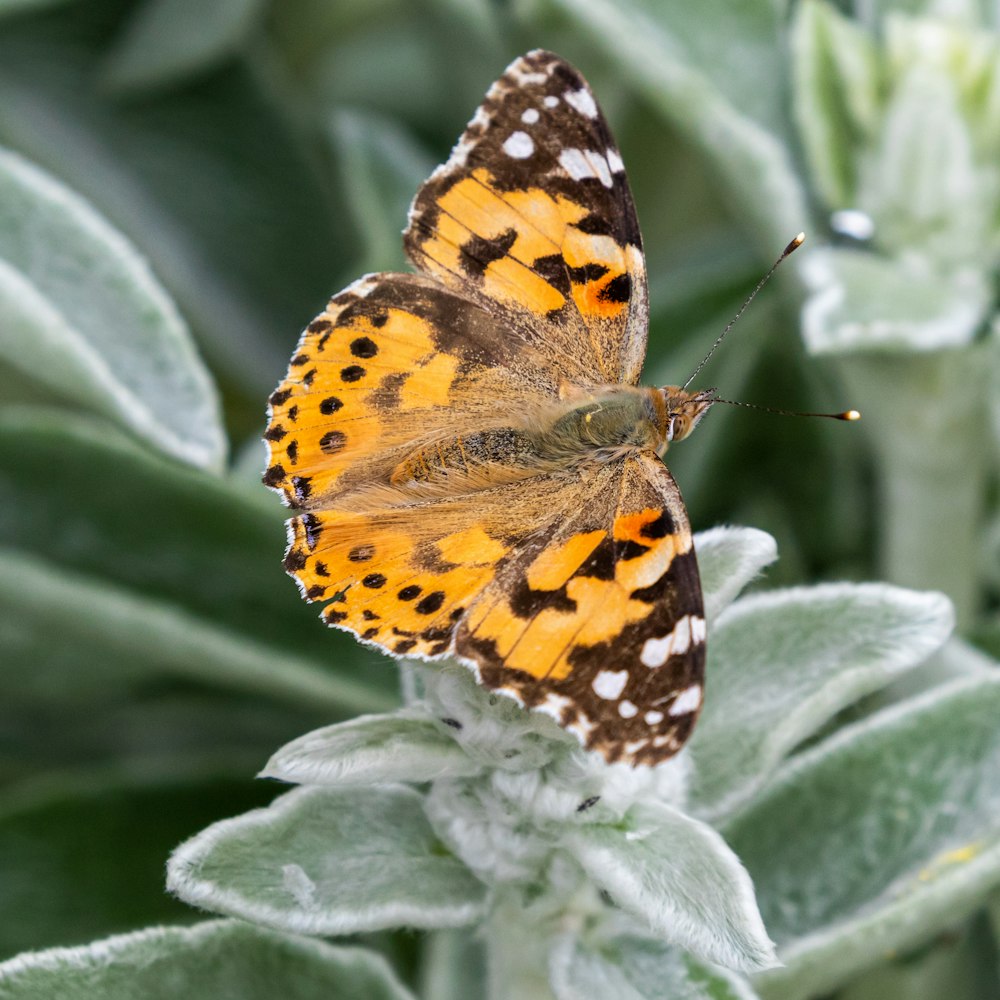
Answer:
top-left (0, 919), bottom-right (417, 1000)
top-left (564, 802), bottom-right (777, 972)
top-left (729, 673), bottom-right (1000, 1000)
top-left (550, 932), bottom-right (762, 1000)
top-left (167, 784), bottom-right (487, 934)
top-left (688, 583), bottom-right (953, 819)
top-left (0, 149), bottom-right (224, 469)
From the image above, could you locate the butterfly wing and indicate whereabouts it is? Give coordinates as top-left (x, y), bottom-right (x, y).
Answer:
top-left (405, 49), bottom-right (648, 386)
top-left (265, 272), bottom-right (567, 509)
top-left (456, 452), bottom-right (704, 765)
top-left (281, 450), bottom-right (705, 765)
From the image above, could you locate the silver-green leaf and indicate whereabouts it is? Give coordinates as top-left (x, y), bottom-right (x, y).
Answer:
top-left (0, 149), bottom-right (225, 469)
top-left (563, 802), bottom-right (778, 973)
top-left (167, 784), bottom-right (487, 934)
top-left (260, 712), bottom-right (482, 786)
top-left (689, 583), bottom-right (953, 820)
top-left (0, 919), bottom-right (417, 1000)
top-left (730, 672), bottom-right (1000, 1000)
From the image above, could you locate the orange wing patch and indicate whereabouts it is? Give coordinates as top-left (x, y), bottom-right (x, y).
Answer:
top-left (285, 508), bottom-right (511, 659)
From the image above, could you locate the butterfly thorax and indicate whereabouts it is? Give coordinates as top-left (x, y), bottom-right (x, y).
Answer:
top-left (390, 386), bottom-right (714, 492)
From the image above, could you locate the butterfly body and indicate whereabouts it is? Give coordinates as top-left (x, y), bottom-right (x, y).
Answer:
top-left (390, 384), bottom-right (704, 492)
top-left (265, 51), bottom-right (713, 765)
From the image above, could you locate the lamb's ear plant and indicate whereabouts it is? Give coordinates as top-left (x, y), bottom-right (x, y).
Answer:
top-left (2, 1), bottom-right (1000, 998)
top-left (3, 527), bottom-right (986, 1000)
top-left (155, 530), bottom-right (973, 1000)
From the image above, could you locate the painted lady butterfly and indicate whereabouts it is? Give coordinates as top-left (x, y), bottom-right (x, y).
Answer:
top-left (264, 51), bottom-right (717, 765)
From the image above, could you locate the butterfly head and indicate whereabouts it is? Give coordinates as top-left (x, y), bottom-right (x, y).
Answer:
top-left (660, 386), bottom-right (717, 447)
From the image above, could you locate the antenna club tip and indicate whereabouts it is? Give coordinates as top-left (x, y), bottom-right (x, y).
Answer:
top-left (842, 409), bottom-right (861, 421)
top-left (784, 232), bottom-right (806, 256)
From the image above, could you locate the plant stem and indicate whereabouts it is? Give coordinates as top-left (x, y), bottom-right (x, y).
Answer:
top-left (836, 340), bottom-right (992, 630)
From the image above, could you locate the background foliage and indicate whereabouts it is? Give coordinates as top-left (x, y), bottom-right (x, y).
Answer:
top-left (0, 0), bottom-right (997, 998)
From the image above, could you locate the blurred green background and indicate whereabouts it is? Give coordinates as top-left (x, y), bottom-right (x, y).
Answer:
top-left (0, 0), bottom-right (997, 992)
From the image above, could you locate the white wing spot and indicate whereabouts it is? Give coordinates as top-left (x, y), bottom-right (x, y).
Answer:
top-left (558, 148), bottom-right (613, 187)
top-left (585, 150), bottom-right (613, 188)
top-left (644, 710), bottom-right (664, 725)
top-left (669, 684), bottom-right (703, 717)
top-left (559, 148), bottom-right (591, 180)
top-left (640, 615), bottom-right (700, 667)
top-left (592, 669), bottom-right (628, 700)
top-left (618, 700), bottom-right (638, 718)
top-left (503, 131), bottom-right (534, 159)
top-left (535, 691), bottom-right (572, 722)
top-left (564, 87), bottom-right (598, 118)
top-left (510, 67), bottom-right (548, 85)
top-left (607, 148), bottom-right (625, 173)
top-left (521, 108), bottom-right (540, 124)
top-left (544, 95), bottom-right (559, 108)
top-left (691, 616), bottom-right (707, 644)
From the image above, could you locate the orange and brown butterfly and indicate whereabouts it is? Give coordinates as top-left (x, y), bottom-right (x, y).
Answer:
top-left (263, 50), bottom-right (716, 766)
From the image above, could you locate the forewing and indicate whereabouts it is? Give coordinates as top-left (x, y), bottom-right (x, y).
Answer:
top-left (405, 49), bottom-right (648, 386)
top-left (456, 453), bottom-right (705, 766)
top-left (264, 272), bottom-right (561, 509)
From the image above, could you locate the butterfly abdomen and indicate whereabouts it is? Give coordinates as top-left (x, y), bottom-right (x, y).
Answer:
top-left (390, 426), bottom-right (539, 487)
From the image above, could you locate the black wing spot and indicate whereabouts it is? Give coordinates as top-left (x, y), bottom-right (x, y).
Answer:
top-left (415, 591), bottom-right (446, 615)
top-left (460, 228), bottom-right (517, 277)
top-left (263, 464), bottom-right (286, 487)
top-left (320, 430), bottom-right (347, 454)
top-left (350, 336), bottom-right (378, 358)
top-left (598, 273), bottom-right (631, 304)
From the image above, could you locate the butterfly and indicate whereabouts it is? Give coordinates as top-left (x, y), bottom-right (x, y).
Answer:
top-left (263, 50), bottom-right (716, 766)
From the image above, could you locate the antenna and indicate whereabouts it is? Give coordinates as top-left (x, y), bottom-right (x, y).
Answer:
top-left (713, 397), bottom-right (861, 422)
top-left (682, 233), bottom-right (805, 391)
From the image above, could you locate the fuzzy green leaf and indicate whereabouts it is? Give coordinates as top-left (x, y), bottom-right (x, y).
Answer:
top-left (563, 802), bottom-right (778, 973)
top-left (550, 932), bottom-right (762, 1000)
top-left (0, 149), bottom-right (224, 469)
top-left (689, 583), bottom-right (953, 819)
top-left (102, 0), bottom-right (268, 92)
top-left (694, 526), bottom-right (777, 624)
top-left (0, 8), bottom-right (347, 394)
top-left (0, 408), bottom-right (393, 686)
top-left (791, 0), bottom-right (881, 209)
top-left (260, 712), bottom-right (481, 786)
top-left (730, 673), bottom-right (1000, 1000)
top-left (0, 919), bottom-right (417, 1000)
top-left (167, 784), bottom-right (487, 934)
top-left (0, 771), bottom-right (271, 957)
top-left (0, 547), bottom-right (383, 717)
top-left (801, 247), bottom-right (991, 354)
